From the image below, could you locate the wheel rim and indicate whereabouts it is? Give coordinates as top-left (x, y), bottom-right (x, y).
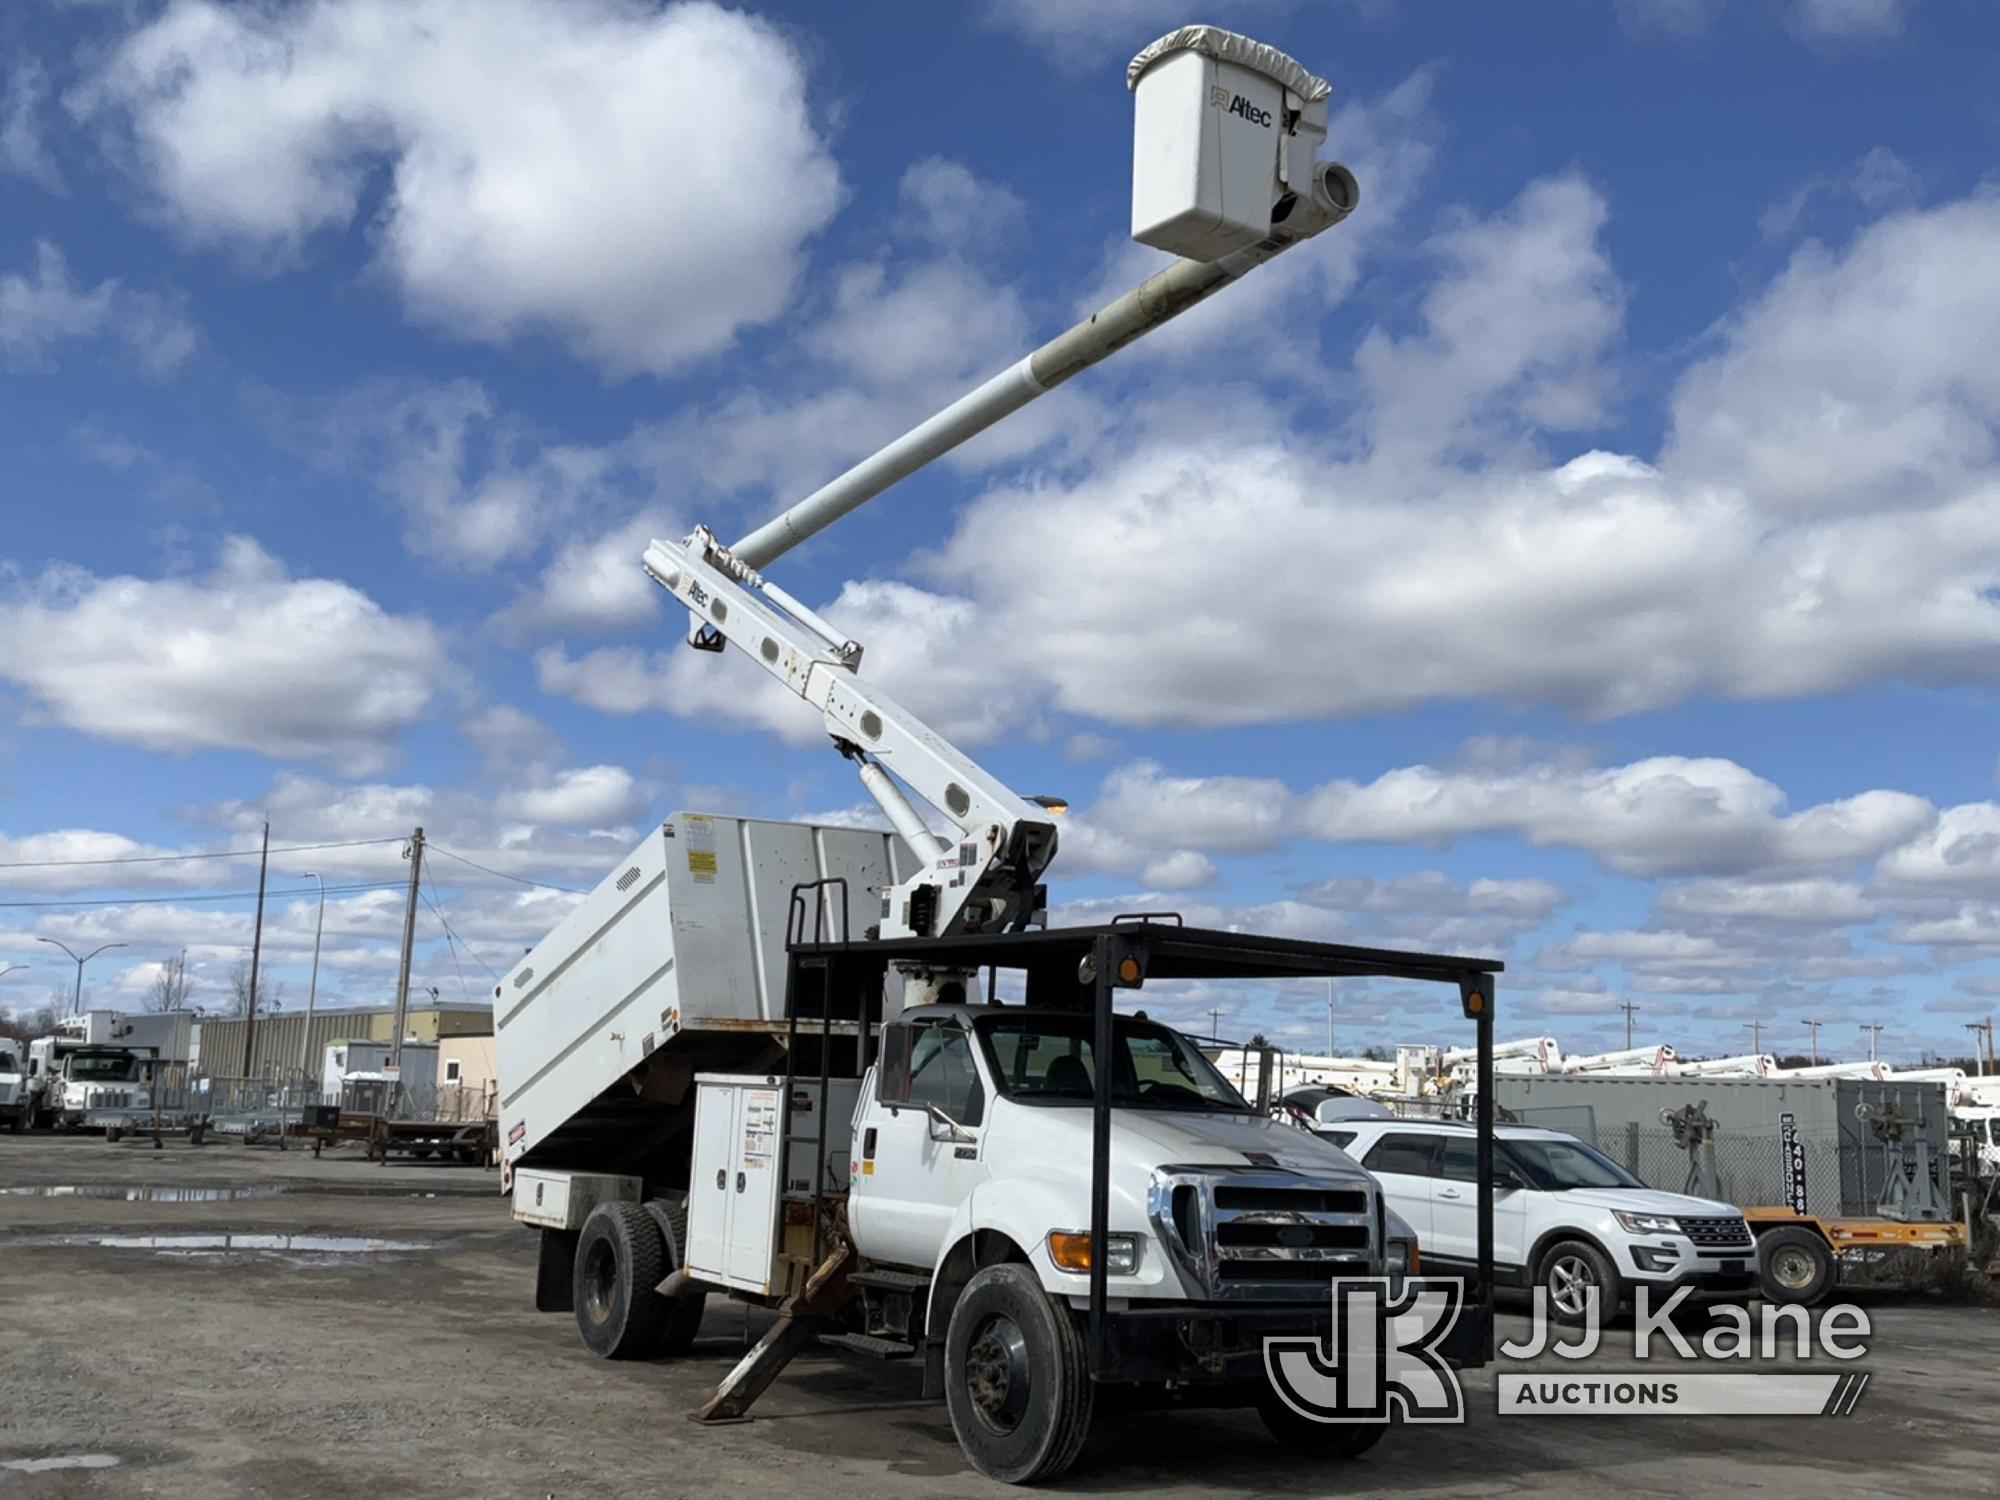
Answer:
top-left (581, 1238), bottom-right (619, 1326)
top-left (1770, 1245), bottom-right (1816, 1290)
top-left (964, 1314), bottom-right (1032, 1435)
top-left (1547, 1255), bottom-right (1596, 1317)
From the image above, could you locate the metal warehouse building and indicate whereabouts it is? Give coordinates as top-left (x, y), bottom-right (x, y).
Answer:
top-left (190, 1003), bottom-right (493, 1081)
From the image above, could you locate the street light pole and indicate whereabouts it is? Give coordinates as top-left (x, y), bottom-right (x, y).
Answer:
top-left (298, 872), bottom-right (326, 1078)
top-left (0, 963), bottom-right (29, 982)
top-left (35, 938), bottom-right (128, 1017)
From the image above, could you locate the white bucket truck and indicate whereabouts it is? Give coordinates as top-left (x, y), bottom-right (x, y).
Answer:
top-left (499, 28), bottom-right (1502, 1485)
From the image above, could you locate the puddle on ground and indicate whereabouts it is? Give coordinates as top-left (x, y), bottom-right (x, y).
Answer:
top-left (0, 1454), bottom-right (121, 1473)
top-left (28, 1233), bottom-right (429, 1258)
top-left (0, 1184), bottom-right (286, 1202)
top-left (0, 1184), bottom-right (448, 1201)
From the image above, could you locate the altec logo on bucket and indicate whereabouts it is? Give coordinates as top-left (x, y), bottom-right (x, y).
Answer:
top-left (1264, 1280), bottom-right (1874, 1422)
top-left (1207, 84), bottom-right (1273, 126)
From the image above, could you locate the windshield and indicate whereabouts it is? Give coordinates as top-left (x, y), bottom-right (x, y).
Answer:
top-left (0, 1052), bottom-right (15, 1073)
top-left (66, 1053), bottom-right (139, 1082)
top-left (976, 1013), bottom-right (1255, 1113)
top-left (1502, 1137), bottom-right (1645, 1190)
top-left (1990, 1119), bottom-right (2000, 1147)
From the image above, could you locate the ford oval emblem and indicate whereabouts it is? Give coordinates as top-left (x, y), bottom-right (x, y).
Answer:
top-left (1276, 1225), bottom-right (1314, 1249)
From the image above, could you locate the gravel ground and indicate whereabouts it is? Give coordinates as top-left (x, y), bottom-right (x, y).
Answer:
top-left (0, 1132), bottom-right (1993, 1498)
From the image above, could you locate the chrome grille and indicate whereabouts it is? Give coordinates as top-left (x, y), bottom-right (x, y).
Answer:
top-left (1151, 1166), bottom-right (1377, 1301)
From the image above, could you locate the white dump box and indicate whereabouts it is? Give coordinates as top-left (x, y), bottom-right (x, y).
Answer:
top-left (1128, 25), bottom-right (1332, 262)
top-left (495, 812), bottom-right (916, 1177)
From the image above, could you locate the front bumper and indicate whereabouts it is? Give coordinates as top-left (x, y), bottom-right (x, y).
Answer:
top-left (1088, 1297), bottom-right (1492, 1386)
top-left (1623, 1241), bottom-right (1757, 1295)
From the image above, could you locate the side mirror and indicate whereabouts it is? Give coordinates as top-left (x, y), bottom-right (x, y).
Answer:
top-left (1493, 1167), bottom-right (1529, 1192)
top-left (926, 1104), bottom-right (975, 1144)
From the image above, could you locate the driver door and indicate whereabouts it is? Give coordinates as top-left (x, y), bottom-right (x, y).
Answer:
top-left (1429, 1135), bottom-right (1529, 1275)
top-left (848, 1018), bottom-right (992, 1270)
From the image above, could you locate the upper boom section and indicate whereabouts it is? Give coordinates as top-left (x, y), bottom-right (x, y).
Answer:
top-left (727, 26), bottom-right (1357, 572)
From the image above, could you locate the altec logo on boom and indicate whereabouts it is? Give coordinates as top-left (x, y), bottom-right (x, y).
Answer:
top-left (1264, 1279), bottom-right (1876, 1421)
top-left (1208, 84), bottom-right (1273, 126)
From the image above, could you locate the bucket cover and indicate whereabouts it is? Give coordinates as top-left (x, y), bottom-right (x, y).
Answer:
top-left (1126, 25), bottom-right (1331, 102)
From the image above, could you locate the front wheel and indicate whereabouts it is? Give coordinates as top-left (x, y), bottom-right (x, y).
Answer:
top-left (1538, 1239), bottom-right (1619, 1325)
top-left (944, 1263), bottom-right (1094, 1485)
top-left (1255, 1388), bottom-right (1389, 1458)
top-left (1758, 1227), bottom-right (1835, 1307)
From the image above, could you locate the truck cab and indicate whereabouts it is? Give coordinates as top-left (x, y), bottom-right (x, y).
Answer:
top-left (0, 1043), bottom-right (25, 1131)
top-left (28, 1039), bottom-right (152, 1129)
top-left (849, 1004), bottom-right (1393, 1307)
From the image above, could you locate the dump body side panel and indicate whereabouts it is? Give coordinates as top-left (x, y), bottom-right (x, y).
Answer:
top-left (496, 813), bottom-right (912, 1180)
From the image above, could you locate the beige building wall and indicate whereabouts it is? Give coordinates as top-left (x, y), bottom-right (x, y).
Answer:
top-left (435, 1035), bottom-right (499, 1121)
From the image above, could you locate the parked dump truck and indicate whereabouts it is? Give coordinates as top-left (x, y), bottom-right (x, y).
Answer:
top-left (497, 26), bottom-right (1505, 1485)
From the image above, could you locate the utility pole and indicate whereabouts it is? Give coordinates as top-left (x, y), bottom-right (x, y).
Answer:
top-left (1208, 1008), bottom-right (1223, 1043)
top-left (1745, 1019), bottom-right (1765, 1055)
top-left (1326, 978), bottom-right (1335, 1060)
top-left (1801, 1016), bottom-right (1823, 1067)
top-left (1965, 1019), bottom-right (1995, 1077)
top-left (1619, 1000), bottom-right (1640, 1050)
top-left (388, 827), bottom-right (425, 1106)
top-left (1860, 1023), bottom-right (1885, 1063)
top-left (298, 872), bottom-right (326, 1078)
top-left (240, 821), bottom-right (269, 1077)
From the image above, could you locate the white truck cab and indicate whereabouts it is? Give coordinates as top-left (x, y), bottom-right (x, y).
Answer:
top-left (847, 1004), bottom-right (1396, 1309)
top-left (25, 1038), bottom-right (153, 1130)
top-left (0, 1043), bottom-right (25, 1131)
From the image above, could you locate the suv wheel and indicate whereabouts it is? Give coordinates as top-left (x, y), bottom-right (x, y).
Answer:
top-left (1538, 1239), bottom-right (1618, 1323)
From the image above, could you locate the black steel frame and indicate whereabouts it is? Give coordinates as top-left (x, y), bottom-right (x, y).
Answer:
top-left (780, 918), bottom-right (1502, 1377)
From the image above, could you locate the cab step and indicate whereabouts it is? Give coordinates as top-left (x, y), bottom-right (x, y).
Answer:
top-left (848, 1268), bottom-right (932, 1293)
top-left (819, 1331), bottom-right (917, 1360)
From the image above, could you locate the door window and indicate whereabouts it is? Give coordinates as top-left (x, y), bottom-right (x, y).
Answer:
top-left (1361, 1133), bottom-right (1442, 1176)
top-left (1438, 1137), bottom-right (1479, 1182)
top-left (877, 1021), bottom-right (984, 1127)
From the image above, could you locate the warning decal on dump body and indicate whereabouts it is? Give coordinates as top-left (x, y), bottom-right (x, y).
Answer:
top-left (685, 814), bottom-right (718, 883)
top-left (743, 1087), bottom-right (778, 1168)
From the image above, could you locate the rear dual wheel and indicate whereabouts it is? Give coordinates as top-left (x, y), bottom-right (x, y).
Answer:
top-left (573, 1201), bottom-right (705, 1360)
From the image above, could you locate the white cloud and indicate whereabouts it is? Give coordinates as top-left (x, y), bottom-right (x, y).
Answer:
top-left (2, 58), bottom-right (64, 192)
top-left (0, 240), bottom-right (195, 372)
top-left (1614, 0), bottom-right (1725, 39)
top-left (0, 538), bottom-right (443, 771)
top-left (1789, 0), bottom-right (1910, 42)
top-left (500, 765), bottom-right (645, 828)
top-left (1355, 174), bottom-right (1624, 468)
top-left (1136, 851), bottom-right (1217, 890)
top-left (983, 0), bottom-right (1299, 56)
top-left (1301, 872), bottom-right (1569, 922)
top-left (899, 156), bottom-right (1026, 253)
top-left (1874, 803), bottom-right (2000, 899)
top-left (1668, 193), bottom-right (2000, 514)
top-left (1089, 760), bottom-right (1293, 855)
top-left (1655, 877), bottom-right (1879, 925)
top-left (1303, 757), bottom-right (1932, 879)
top-left (1759, 146), bottom-right (1916, 241)
top-left (75, 0), bottom-right (842, 377)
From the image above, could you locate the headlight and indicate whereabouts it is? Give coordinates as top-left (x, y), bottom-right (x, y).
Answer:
top-left (1047, 1231), bottom-right (1141, 1276)
top-left (1614, 1211), bottom-right (1682, 1235)
top-left (1384, 1237), bottom-right (1418, 1275)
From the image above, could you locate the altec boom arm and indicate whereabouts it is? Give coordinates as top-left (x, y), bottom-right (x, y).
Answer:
top-left (645, 141), bottom-right (1359, 942)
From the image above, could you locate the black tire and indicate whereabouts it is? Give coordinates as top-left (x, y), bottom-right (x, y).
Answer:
top-left (1758, 1227), bottom-right (1835, 1307)
top-left (1254, 1388), bottom-right (1389, 1458)
top-left (944, 1263), bottom-right (1093, 1485)
top-left (573, 1201), bottom-right (669, 1360)
top-left (6, 1102), bottom-right (22, 1134)
top-left (1537, 1239), bottom-right (1620, 1325)
top-left (105, 1126), bottom-right (124, 1144)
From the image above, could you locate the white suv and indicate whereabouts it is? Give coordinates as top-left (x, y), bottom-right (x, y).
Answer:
top-left (1323, 1119), bottom-right (1756, 1318)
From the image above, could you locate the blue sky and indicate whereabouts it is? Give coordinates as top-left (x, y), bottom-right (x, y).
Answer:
top-left (3, 0), bottom-right (1998, 1066)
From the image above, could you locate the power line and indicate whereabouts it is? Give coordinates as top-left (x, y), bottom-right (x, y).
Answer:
top-left (426, 843), bottom-right (585, 894)
top-left (422, 884), bottom-right (501, 986)
top-left (0, 836), bottom-right (405, 871)
top-left (0, 880), bottom-right (406, 910)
